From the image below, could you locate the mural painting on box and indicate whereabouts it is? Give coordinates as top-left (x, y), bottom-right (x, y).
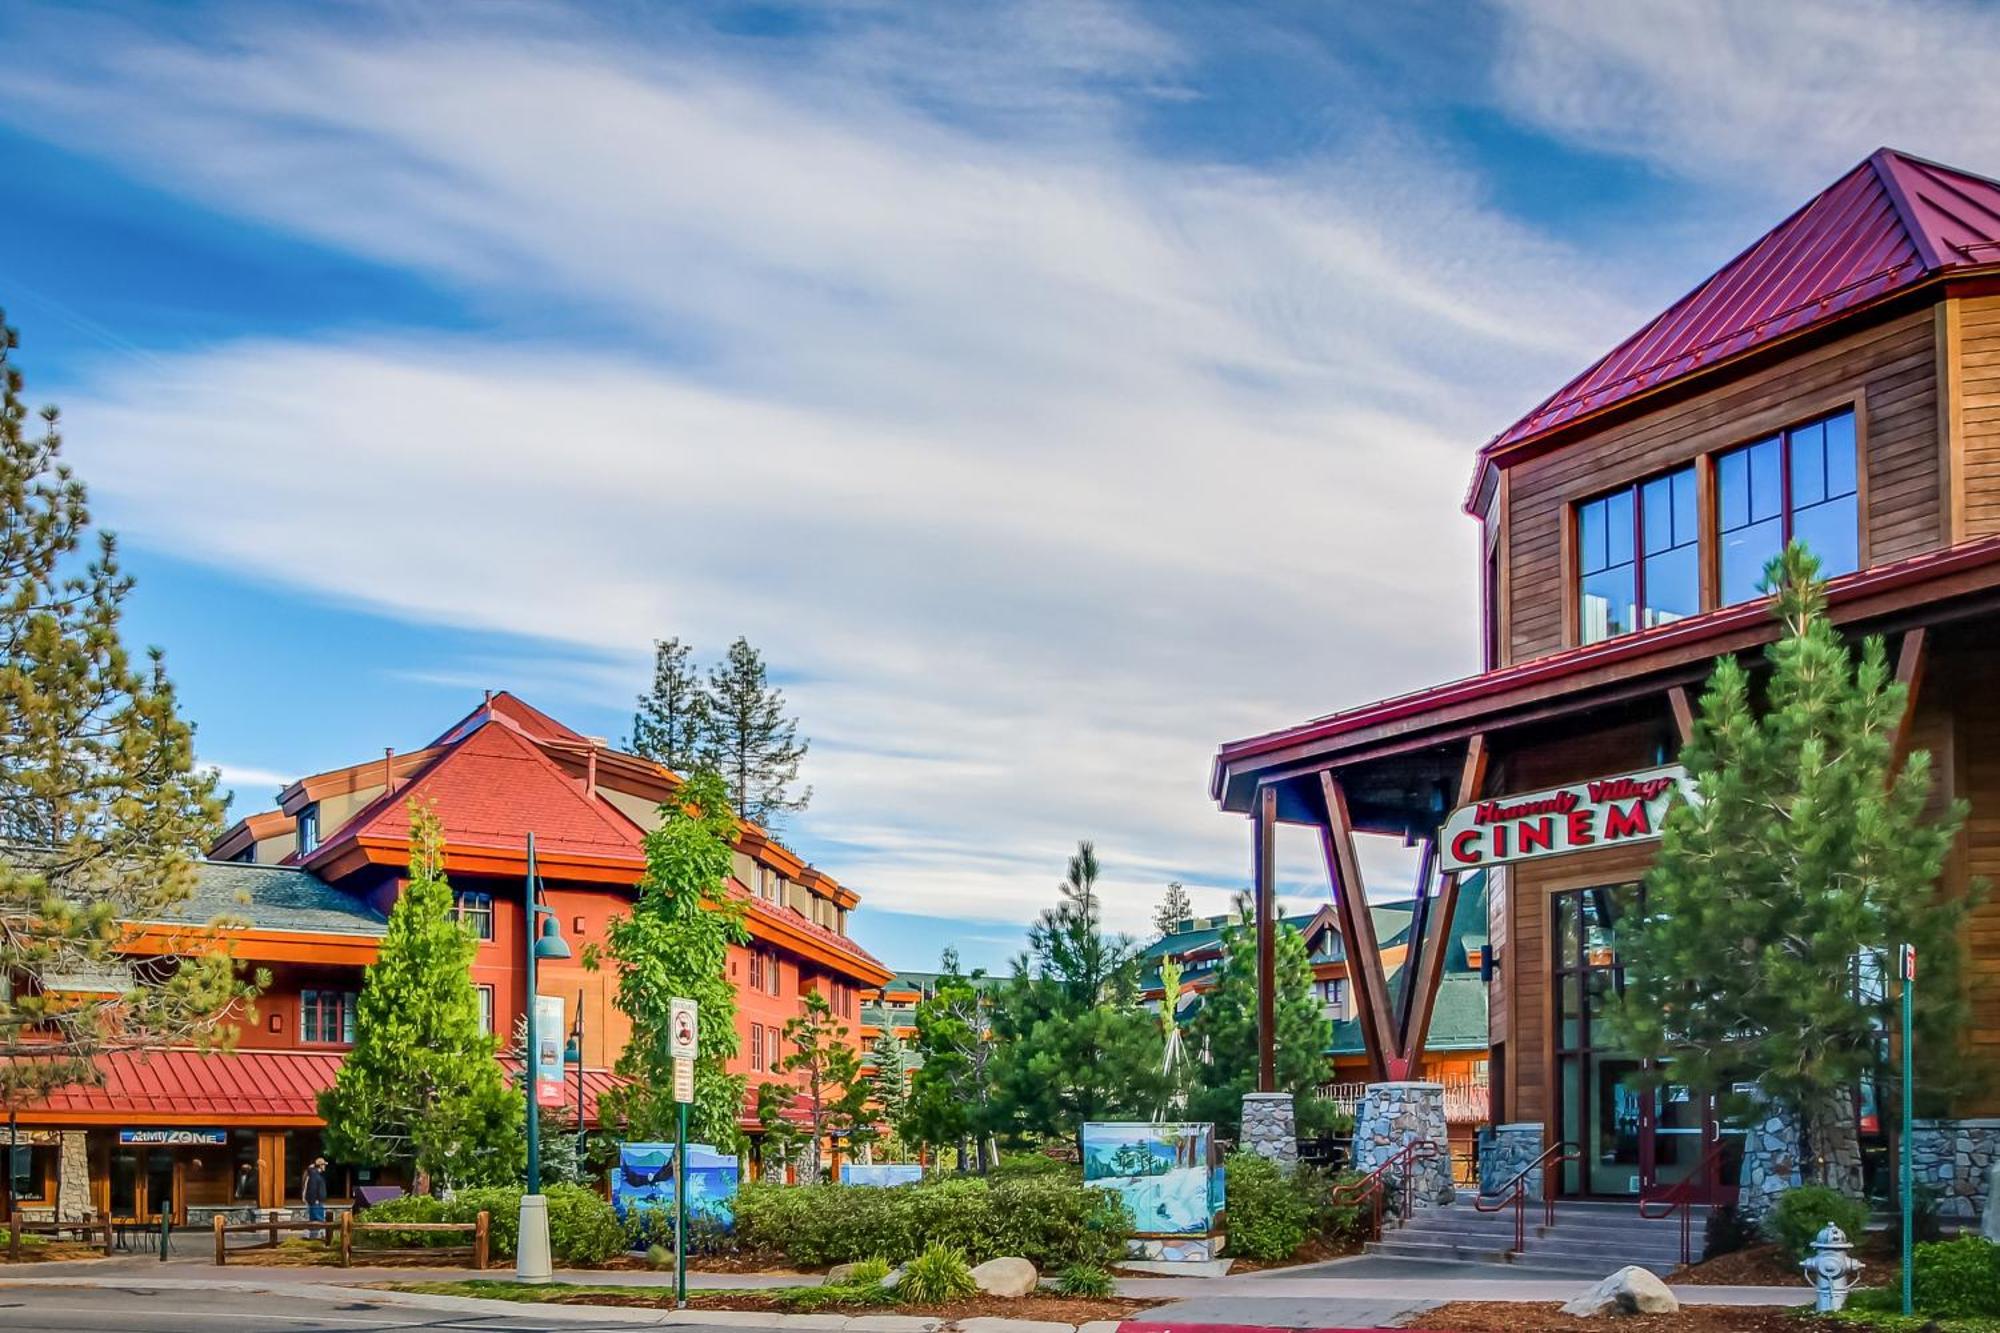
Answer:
top-left (1082, 1122), bottom-right (1224, 1262)
top-left (612, 1142), bottom-right (740, 1225)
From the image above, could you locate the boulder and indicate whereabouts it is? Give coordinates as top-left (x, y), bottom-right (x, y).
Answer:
top-left (1558, 1266), bottom-right (1679, 1318)
top-left (968, 1256), bottom-right (1039, 1298)
top-left (880, 1265), bottom-right (906, 1292)
top-left (827, 1262), bottom-right (865, 1286)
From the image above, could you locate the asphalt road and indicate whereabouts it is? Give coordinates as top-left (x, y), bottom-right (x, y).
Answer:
top-left (0, 1284), bottom-right (766, 1332)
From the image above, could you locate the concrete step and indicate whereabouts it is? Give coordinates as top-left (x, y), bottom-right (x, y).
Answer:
top-left (1365, 1238), bottom-right (1515, 1265)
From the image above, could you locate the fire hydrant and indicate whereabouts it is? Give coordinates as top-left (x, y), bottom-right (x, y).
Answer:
top-left (1802, 1222), bottom-right (1863, 1312)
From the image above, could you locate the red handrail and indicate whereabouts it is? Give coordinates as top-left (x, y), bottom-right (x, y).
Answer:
top-left (1474, 1140), bottom-right (1581, 1256)
top-left (1331, 1138), bottom-right (1444, 1239)
top-left (1637, 1139), bottom-right (1731, 1268)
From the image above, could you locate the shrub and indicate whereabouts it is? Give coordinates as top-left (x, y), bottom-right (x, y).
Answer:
top-left (844, 1257), bottom-right (892, 1287)
top-left (1224, 1151), bottom-right (1313, 1262)
top-left (1057, 1263), bottom-right (1114, 1297)
top-left (1910, 1235), bottom-right (2000, 1318)
top-left (1910, 1183), bottom-right (1945, 1245)
top-left (545, 1184), bottom-right (625, 1267)
top-left (899, 1242), bottom-right (977, 1304)
top-left (991, 1152), bottom-right (1075, 1180)
top-left (1701, 1204), bottom-right (1754, 1261)
top-left (1763, 1185), bottom-right (1868, 1260)
top-left (354, 1184), bottom-right (620, 1266)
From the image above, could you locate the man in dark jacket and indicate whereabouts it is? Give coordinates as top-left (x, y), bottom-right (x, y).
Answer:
top-left (303, 1157), bottom-right (328, 1237)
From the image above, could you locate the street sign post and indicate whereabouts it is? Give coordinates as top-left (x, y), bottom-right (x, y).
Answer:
top-left (1900, 944), bottom-right (1915, 1318)
top-left (668, 998), bottom-right (697, 1309)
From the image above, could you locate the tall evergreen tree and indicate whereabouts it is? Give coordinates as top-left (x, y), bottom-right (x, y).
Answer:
top-left (1185, 896), bottom-right (1337, 1137)
top-left (627, 637), bottom-right (707, 775)
top-left (756, 988), bottom-right (875, 1182)
top-left (0, 311), bottom-right (258, 1102)
top-left (319, 802), bottom-right (521, 1188)
top-left (1153, 881), bottom-right (1195, 936)
top-left (593, 768), bottom-right (750, 1148)
top-left (1607, 543), bottom-right (1980, 1194)
top-left (989, 842), bottom-right (1166, 1150)
top-left (901, 949), bottom-right (998, 1170)
top-left (867, 1028), bottom-right (910, 1128)
top-left (701, 638), bottom-right (810, 830)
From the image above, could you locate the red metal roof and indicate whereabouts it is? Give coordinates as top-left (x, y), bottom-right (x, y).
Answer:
top-left (1472, 149), bottom-right (2000, 509)
top-left (7, 1048), bottom-right (626, 1126)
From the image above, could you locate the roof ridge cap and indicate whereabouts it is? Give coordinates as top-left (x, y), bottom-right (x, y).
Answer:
top-left (1870, 147), bottom-right (1947, 272)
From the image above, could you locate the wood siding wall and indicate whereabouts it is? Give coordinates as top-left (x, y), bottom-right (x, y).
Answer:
top-left (1503, 308), bottom-right (1942, 664)
top-left (1958, 295), bottom-right (2000, 538)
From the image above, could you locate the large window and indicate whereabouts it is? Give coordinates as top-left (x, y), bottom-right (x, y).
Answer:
top-left (454, 889), bottom-right (493, 941)
top-left (300, 990), bottom-right (357, 1045)
top-left (1718, 408), bottom-right (1857, 604)
top-left (1576, 465), bottom-right (1698, 645)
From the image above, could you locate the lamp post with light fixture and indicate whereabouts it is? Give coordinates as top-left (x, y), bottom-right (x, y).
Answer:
top-left (517, 831), bottom-right (571, 1284)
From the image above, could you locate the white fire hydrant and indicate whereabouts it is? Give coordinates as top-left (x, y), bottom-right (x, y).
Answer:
top-left (1802, 1222), bottom-right (1864, 1312)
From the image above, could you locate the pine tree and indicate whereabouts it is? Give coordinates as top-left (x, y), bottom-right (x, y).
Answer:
top-left (701, 638), bottom-right (810, 831)
top-left (0, 311), bottom-right (259, 1103)
top-left (989, 842), bottom-right (1166, 1150)
top-left (867, 1028), bottom-right (909, 1127)
top-left (627, 637), bottom-right (707, 775)
top-left (593, 768), bottom-right (750, 1149)
top-left (319, 803), bottom-right (521, 1188)
top-left (901, 949), bottom-right (998, 1170)
top-left (1153, 881), bottom-right (1195, 936)
top-left (1185, 896), bottom-right (1336, 1137)
top-left (757, 989), bottom-right (875, 1183)
top-left (1606, 543), bottom-right (1980, 1194)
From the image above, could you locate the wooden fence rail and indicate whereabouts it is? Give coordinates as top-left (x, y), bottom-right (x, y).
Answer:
top-left (338, 1210), bottom-right (489, 1270)
top-left (7, 1217), bottom-right (114, 1261)
top-left (210, 1215), bottom-right (340, 1266)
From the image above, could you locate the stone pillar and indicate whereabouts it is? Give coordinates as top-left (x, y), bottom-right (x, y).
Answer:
top-left (1353, 1082), bottom-right (1451, 1207)
top-left (1480, 1123), bottom-right (1545, 1198)
top-left (56, 1131), bottom-right (91, 1223)
top-left (1909, 1118), bottom-right (2000, 1228)
top-left (1738, 1098), bottom-right (1803, 1221)
top-left (1240, 1092), bottom-right (1297, 1172)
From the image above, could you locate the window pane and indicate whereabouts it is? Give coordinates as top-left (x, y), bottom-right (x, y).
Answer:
top-left (1642, 542), bottom-right (1698, 626)
top-left (1790, 421), bottom-right (1826, 507)
top-left (1672, 468), bottom-right (1697, 546)
top-left (1580, 562), bottom-right (1636, 644)
top-left (1718, 449), bottom-right (1749, 530)
top-left (1824, 410), bottom-right (1857, 497)
top-left (1722, 516), bottom-right (1783, 603)
top-left (1794, 494), bottom-right (1859, 580)
top-left (1579, 497), bottom-right (1608, 573)
top-left (1642, 476), bottom-right (1673, 556)
top-left (1748, 438), bottom-right (1782, 522)
top-left (1604, 488), bottom-right (1635, 567)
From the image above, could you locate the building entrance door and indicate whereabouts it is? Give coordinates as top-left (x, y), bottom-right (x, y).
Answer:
top-left (1640, 1080), bottom-right (1741, 1205)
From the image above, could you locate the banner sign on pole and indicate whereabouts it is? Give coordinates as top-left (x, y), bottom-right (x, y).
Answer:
top-left (669, 998), bottom-right (698, 1060)
top-left (1439, 765), bottom-right (1693, 872)
top-left (534, 994), bottom-right (566, 1108)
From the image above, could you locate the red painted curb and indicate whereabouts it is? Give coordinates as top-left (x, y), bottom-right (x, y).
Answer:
top-left (1117, 1323), bottom-right (1394, 1333)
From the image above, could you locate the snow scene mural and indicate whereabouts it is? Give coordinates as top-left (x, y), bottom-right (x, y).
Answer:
top-left (1081, 1121), bottom-right (1218, 1238)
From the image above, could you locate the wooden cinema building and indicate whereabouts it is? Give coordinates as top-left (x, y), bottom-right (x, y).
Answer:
top-left (1211, 149), bottom-right (2000, 1219)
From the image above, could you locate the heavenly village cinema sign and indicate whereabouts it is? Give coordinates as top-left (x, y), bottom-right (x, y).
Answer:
top-left (1439, 765), bottom-right (1694, 873)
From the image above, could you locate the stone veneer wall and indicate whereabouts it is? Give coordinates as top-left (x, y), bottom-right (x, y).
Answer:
top-left (1240, 1092), bottom-right (1298, 1172)
top-left (1353, 1082), bottom-right (1452, 1208)
top-left (56, 1132), bottom-right (90, 1223)
top-left (1738, 1099), bottom-right (1803, 1220)
top-left (1480, 1123), bottom-right (1545, 1198)
top-left (1909, 1118), bottom-right (1999, 1226)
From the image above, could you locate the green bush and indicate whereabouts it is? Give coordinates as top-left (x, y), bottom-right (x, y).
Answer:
top-left (845, 1257), bottom-right (892, 1286)
top-left (991, 1152), bottom-right (1076, 1180)
top-left (1057, 1263), bottom-right (1114, 1297)
top-left (355, 1184), bottom-right (621, 1266)
top-left (899, 1242), bottom-right (977, 1304)
top-left (1223, 1151), bottom-right (1312, 1261)
top-left (732, 1177), bottom-right (1130, 1269)
top-left (1910, 1235), bottom-right (2000, 1318)
top-left (1763, 1185), bottom-right (1868, 1260)
top-left (545, 1184), bottom-right (626, 1267)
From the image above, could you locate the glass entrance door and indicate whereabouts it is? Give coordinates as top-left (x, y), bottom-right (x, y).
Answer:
top-left (1641, 1080), bottom-right (1741, 1205)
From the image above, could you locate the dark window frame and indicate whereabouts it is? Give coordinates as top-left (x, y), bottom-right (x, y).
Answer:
top-left (1575, 465), bottom-right (1698, 645)
top-left (1715, 406), bottom-right (1859, 603)
top-left (454, 889), bottom-right (494, 941)
top-left (299, 989), bottom-right (357, 1046)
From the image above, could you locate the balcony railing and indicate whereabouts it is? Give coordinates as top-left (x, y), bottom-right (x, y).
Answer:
top-left (1316, 1075), bottom-right (1490, 1124)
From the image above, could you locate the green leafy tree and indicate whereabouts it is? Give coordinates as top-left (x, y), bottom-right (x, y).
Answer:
top-left (701, 637), bottom-right (810, 830)
top-left (1153, 881), bottom-right (1195, 936)
top-left (1185, 896), bottom-right (1336, 1137)
top-left (901, 949), bottom-right (998, 1170)
top-left (627, 636), bottom-right (708, 776)
top-left (757, 988), bottom-right (875, 1182)
top-left (592, 768), bottom-right (749, 1148)
top-left (0, 311), bottom-right (259, 1103)
top-left (319, 803), bottom-right (521, 1188)
top-left (1607, 543), bottom-right (1981, 1193)
top-left (989, 842), bottom-right (1166, 1151)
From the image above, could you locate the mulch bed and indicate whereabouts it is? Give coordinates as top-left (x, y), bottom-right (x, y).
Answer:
top-left (1405, 1303), bottom-right (1814, 1333)
top-left (1226, 1236), bottom-right (1364, 1272)
top-left (1672, 1235), bottom-right (1898, 1288)
top-left (556, 1292), bottom-right (1150, 1321)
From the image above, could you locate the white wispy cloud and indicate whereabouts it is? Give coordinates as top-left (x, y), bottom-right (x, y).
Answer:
top-left (209, 762), bottom-right (295, 802)
top-left (2, 2), bottom-right (1643, 935)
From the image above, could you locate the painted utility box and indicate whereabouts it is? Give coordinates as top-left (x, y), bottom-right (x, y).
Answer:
top-left (612, 1142), bottom-right (740, 1226)
top-left (1081, 1121), bottom-right (1224, 1262)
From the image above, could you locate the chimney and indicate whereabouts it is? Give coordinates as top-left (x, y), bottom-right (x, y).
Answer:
top-left (383, 747), bottom-right (396, 791)
top-left (585, 737), bottom-right (605, 800)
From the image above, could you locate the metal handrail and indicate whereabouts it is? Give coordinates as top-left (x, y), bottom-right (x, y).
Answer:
top-left (1331, 1138), bottom-right (1444, 1239)
top-left (1637, 1138), bottom-right (1731, 1267)
top-left (1474, 1139), bottom-right (1581, 1256)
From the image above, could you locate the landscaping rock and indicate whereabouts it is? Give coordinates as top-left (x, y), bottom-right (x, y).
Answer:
top-left (880, 1264), bottom-right (906, 1292)
top-left (826, 1262), bottom-right (865, 1286)
top-left (969, 1256), bottom-right (1039, 1298)
top-left (1558, 1266), bottom-right (1680, 1317)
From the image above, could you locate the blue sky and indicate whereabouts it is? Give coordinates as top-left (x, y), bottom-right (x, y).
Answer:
top-left (4, 0), bottom-right (1996, 973)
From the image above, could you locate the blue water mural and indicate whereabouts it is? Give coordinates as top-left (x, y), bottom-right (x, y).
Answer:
top-left (841, 1164), bottom-right (923, 1187)
top-left (612, 1142), bottom-right (739, 1225)
top-left (1080, 1122), bottom-right (1219, 1237)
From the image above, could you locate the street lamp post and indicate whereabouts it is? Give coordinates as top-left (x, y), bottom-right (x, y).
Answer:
top-left (517, 831), bottom-right (571, 1285)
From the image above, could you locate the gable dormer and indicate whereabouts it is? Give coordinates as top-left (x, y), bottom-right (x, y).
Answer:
top-left (1476, 149), bottom-right (2000, 667)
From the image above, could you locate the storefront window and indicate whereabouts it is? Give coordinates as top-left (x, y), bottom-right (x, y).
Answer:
top-left (7, 1145), bottom-right (52, 1203)
top-left (1553, 884), bottom-right (1640, 1195)
top-left (231, 1130), bottom-right (259, 1203)
top-left (1718, 408), bottom-right (1857, 603)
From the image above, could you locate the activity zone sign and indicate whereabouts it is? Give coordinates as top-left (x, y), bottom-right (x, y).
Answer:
top-left (1438, 765), bottom-right (1692, 872)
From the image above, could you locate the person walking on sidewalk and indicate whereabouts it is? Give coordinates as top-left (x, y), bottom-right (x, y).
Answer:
top-left (303, 1157), bottom-right (328, 1238)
